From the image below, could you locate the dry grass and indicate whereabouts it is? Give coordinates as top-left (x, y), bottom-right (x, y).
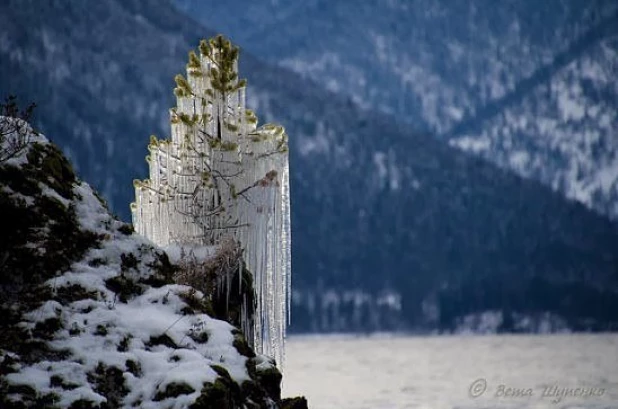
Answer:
top-left (174, 237), bottom-right (243, 298)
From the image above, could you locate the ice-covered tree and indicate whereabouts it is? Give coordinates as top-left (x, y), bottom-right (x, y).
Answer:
top-left (131, 35), bottom-right (291, 366)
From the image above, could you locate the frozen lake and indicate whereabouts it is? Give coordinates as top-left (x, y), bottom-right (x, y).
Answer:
top-left (282, 333), bottom-right (618, 409)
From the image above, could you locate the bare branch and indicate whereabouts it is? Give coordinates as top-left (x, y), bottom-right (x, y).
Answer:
top-left (0, 95), bottom-right (37, 164)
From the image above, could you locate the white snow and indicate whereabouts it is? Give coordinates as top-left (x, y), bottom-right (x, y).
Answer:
top-left (555, 82), bottom-right (586, 122)
top-left (373, 152), bottom-right (388, 186)
top-left (446, 106), bottom-right (464, 121)
top-left (7, 180), bottom-right (254, 406)
top-left (372, 150), bottom-right (401, 191)
top-left (1, 132), bottom-right (274, 407)
top-left (40, 183), bottom-right (70, 207)
top-left (449, 135), bottom-right (491, 154)
top-left (455, 311), bottom-right (504, 334)
top-left (508, 151), bottom-right (530, 170)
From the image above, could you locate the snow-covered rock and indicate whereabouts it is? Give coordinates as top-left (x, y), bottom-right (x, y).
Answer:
top-left (0, 120), bottom-right (303, 408)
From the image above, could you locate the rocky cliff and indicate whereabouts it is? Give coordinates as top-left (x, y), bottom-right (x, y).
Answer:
top-left (0, 117), bottom-right (306, 408)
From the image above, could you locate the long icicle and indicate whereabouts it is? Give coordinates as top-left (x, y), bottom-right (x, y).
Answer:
top-left (131, 36), bottom-right (291, 369)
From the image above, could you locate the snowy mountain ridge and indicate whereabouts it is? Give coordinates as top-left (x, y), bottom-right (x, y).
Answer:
top-left (449, 32), bottom-right (618, 218)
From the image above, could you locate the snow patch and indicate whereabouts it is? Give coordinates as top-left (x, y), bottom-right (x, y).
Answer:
top-left (449, 136), bottom-right (491, 154)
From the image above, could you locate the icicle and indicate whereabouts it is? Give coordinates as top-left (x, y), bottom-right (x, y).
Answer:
top-left (132, 36), bottom-right (291, 370)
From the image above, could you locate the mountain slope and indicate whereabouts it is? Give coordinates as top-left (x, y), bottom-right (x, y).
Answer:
top-left (450, 35), bottom-right (618, 219)
top-left (174, 0), bottom-right (615, 133)
top-left (0, 119), bottom-right (293, 408)
top-left (174, 0), bottom-right (618, 221)
top-left (2, 0), bottom-right (618, 333)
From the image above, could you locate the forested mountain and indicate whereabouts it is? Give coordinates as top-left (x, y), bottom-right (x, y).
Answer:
top-left (174, 0), bottom-right (618, 221)
top-left (2, 0), bottom-right (617, 333)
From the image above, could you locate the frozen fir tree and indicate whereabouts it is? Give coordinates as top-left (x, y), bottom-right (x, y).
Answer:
top-left (131, 35), bottom-right (291, 367)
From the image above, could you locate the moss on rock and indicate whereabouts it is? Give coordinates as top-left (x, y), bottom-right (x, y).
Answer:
top-left (11, 340), bottom-right (71, 365)
top-left (125, 359), bottom-right (142, 378)
top-left (189, 328), bottom-right (209, 344)
top-left (120, 252), bottom-right (139, 272)
top-left (2, 382), bottom-right (60, 409)
top-left (179, 289), bottom-right (214, 316)
top-left (105, 274), bottom-right (144, 303)
top-left (0, 140), bottom-right (103, 351)
top-left (190, 377), bottom-right (240, 409)
top-left (117, 223), bottom-right (134, 236)
top-left (117, 335), bottom-right (131, 352)
top-left (139, 250), bottom-right (176, 288)
top-left (86, 362), bottom-right (128, 408)
top-left (232, 329), bottom-right (255, 358)
top-left (154, 382), bottom-right (196, 401)
top-left (94, 324), bottom-right (108, 336)
top-left (281, 397), bottom-right (309, 409)
top-left (53, 284), bottom-right (98, 304)
top-left (255, 365), bottom-right (282, 402)
top-left (50, 374), bottom-right (79, 390)
top-left (32, 317), bottom-right (63, 340)
top-left (25, 142), bottom-right (76, 199)
top-left (146, 334), bottom-right (177, 349)
top-left (68, 399), bottom-right (99, 409)
top-left (244, 356), bottom-right (283, 404)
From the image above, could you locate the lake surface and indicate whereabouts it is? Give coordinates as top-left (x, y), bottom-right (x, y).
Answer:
top-left (282, 333), bottom-right (618, 409)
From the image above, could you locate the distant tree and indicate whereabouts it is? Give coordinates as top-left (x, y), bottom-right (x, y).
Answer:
top-left (0, 95), bottom-right (37, 163)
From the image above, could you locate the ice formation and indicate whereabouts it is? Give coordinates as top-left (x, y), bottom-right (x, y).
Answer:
top-left (131, 36), bottom-right (291, 366)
